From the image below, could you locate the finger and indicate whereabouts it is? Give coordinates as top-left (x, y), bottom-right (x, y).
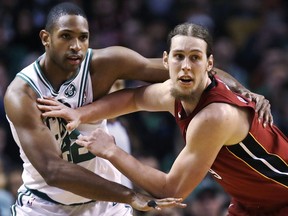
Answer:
top-left (41, 110), bottom-right (63, 118)
top-left (37, 104), bottom-right (53, 112)
top-left (37, 98), bottom-right (59, 106)
top-left (256, 100), bottom-right (271, 127)
top-left (254, 99), bottom-right (262, 113)
top-left (158, 198), bottom-right (185, 204)
top-left (75, 139), bottom-right (87, 147)
top-left (155, 200), bottom-right (186, 209)
top-left (67, 122), bottom-right (78, 131)
top-left (244, 92), bottom-right (253, 102)
top-left (42, 96), bottom-right (56, 100)
top-left (262, 109), bottom-right (273, 127)
top-left (157, 198), bottom-right (183, 202)
top-left (77, 135), bottom-right (90, 143)
top-left (254, 100), bottom-right (265, 120)
top-left (37, 104), bottom-right (61, 113)
top-left (269, 115), bottom-right (274, 126)
top-left (257, 109), bottom-right (264, 125)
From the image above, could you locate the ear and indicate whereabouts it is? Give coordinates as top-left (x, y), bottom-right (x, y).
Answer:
top-left (163, 51), bottom-right (169, 69)
top-left (207, 54), bottom-right (214, 72)
top-left (39, 30), bottom-right (50, 47)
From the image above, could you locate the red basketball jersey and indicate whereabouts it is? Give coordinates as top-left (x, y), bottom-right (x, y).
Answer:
top-left (175, 75), bottom-right (288, 212)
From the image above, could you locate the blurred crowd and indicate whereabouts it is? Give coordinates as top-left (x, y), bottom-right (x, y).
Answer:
top-left (0, 0), bottom-right (287, 215)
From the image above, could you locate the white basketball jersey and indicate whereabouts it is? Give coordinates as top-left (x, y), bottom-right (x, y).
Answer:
top-left (7, 49), bottom-right (122, 205)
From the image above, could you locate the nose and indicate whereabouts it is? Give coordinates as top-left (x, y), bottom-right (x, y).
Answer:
top-left (181, 58), bottom-right (191, 72)
top-left (70, 39), bottom-right (81, 52)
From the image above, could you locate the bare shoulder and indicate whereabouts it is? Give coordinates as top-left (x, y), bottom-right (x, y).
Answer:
top-left (199, 103), bottom-right (242, 129)
top-left (195, 103), bottom-right (250, 144)
top-left (4, 77), bottom-right (39, 125)
top-left (5, 77), bottom-right (37, 101)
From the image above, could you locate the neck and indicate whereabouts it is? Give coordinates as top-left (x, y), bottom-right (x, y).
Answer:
top-left (181, 75), bottom-right (212, 116)
top-left (39, 56), bottom-right (75, 91)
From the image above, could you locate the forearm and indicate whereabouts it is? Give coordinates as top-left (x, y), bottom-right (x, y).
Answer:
top-left (144, 58), bottom-right (169, 82)
top-left (45, 158), bottom-right (135, 204)
top-left (107, 147), bottom-right (170, 198)
top-left (79, 89), bottom-right (139, 124)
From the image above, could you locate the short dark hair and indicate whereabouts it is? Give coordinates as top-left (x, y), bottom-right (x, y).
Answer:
top-left (167, 23), bottom-right (213, 57)
top-left (45, 2), bottom-right (87, 32)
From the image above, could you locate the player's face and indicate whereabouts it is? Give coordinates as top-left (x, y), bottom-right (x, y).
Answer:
top-left (48, 15), bottom-right (89, 73)
top-left (164, 35), bottom-right (213, 102)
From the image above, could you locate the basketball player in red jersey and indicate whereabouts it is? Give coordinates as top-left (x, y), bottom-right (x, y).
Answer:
top-left (37, 23), bottom-right (287, 215)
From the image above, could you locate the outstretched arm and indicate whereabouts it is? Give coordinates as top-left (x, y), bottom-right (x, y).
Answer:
top-left (37, 68), bottom-right (272, 129)
top-left (75, 102), bottom-right (244, 199)
top-left (37, 81), bottom-right (173, 131)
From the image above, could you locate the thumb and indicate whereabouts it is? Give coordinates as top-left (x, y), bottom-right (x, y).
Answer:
top-left (67, 121), bottom-right (78, 131)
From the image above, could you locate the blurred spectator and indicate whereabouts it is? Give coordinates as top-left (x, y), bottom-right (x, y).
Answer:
top-left (89, 0), bottom-right (122, 48)
top-left (0, 125), bottom-right (15, 173)
top-left (185, 0), bottom-right (215, 33)
top-left (7, 165), bottom-right (23, 200)
top-left (278, 84), bottom-right (288, 134)
top-left (0, 125), bottom-right (15, 216)
top-left (237, 1), bottom-right (288, 71)
top-left (144, 207), bottom-right (185, 216)
top-left (0, 60), bottom-right (9, 98)
top-left (225, 0), bottom-right (262, 49)
top-left (0, 159), bottom-right (14, 216)
top-left (214, 36), bottom-right (249, 87)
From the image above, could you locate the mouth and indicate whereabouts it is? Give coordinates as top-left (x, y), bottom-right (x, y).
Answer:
top-left (67, 54), bottom-right (83, 65)
top-left (178, 75), bottom-right (193, 85)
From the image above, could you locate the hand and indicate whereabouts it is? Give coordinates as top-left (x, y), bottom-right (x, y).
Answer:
top-left (76, 128), bottom-right (116, 158)
top-left (131, 193), bottom-right (186, 211)
top-left (238, 90), bottom-right (273, 127)
top-left (37, 97), bottom-right (81, 131)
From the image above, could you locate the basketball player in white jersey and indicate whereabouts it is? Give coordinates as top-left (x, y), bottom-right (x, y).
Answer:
top-left (4, 2), bottom-right (270, 216)
top-left (4, 2), bottom-right (187, 216)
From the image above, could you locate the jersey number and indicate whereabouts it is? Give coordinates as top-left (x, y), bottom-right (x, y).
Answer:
top-left (45, 117), bottom-right (95, 163)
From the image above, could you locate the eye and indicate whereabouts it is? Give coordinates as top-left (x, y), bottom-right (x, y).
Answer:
top-left (79, 35), bottom-right (89, 42)
top-left (174, 53), bottom-right (184, 60)
top-left (61, 33), bottom-right (71, 40)
top-left (190, 55), bottom-right (200, 61)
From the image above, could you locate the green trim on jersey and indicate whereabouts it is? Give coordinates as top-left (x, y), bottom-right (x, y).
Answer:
top-left (78, 48), bottom-right (92, 107)
top-left (17, 72), bottom-right (42, 98)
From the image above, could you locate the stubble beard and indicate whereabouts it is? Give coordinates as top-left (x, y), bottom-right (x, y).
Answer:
top-left (170, 86), bottom-right (198, 103)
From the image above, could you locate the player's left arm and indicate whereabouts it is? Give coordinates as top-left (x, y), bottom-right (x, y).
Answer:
top-left (91, 46), bottom-right (169, 83)
top-left (37, 80), bottom-right (174, 131)
top-left (76, 102), bottom-right (247, 199)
